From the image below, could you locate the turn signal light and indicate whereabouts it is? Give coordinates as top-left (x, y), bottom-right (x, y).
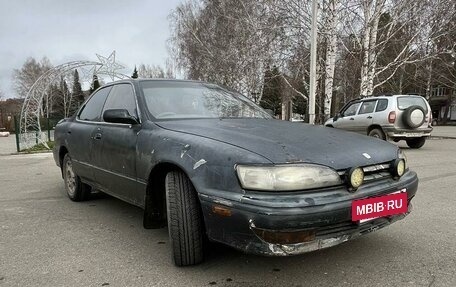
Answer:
top-left (212, 205), bottom-right (232, 217)
top-left (388, 111), bottom-right (396, 123)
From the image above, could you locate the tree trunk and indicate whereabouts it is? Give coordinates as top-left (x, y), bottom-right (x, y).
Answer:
top-left (425, 59), bottom-right (433, 99)
top-left (359, 0), bottom-right (385, 96)
top-left (324, 0), bottom-right (338, 119)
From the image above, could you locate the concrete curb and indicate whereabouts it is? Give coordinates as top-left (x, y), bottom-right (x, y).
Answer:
top-left (429, 136), bottom-right (456, 140)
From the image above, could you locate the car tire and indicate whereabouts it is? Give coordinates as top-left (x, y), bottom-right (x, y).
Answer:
top-left (368, 128), bottom-right (386, 140)
top-left (62, 154), bottom-right (91, 201)
top-left (165, 170), bottom-right (204, 266)
top-left (406, 137), bottom-right (426, 149)
top-left (402, 105), bottom-right (426, 128)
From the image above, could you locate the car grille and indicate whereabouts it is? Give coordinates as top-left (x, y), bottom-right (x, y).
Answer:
top-left (338, 162), bottom-right (393, 183)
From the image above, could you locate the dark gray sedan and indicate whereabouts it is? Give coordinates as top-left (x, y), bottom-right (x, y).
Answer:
top-left (53, 79), bottom-right (418, 266)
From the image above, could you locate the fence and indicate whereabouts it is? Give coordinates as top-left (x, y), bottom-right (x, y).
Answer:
top-left (13, 115), bottom-right (62, 152)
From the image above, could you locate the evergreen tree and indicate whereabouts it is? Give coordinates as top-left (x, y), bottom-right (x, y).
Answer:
top-left (89, 74), bottom-right (101, 94)
top-left (260, 66), bottom-right (282, 117)
top-left (72, 69), bottom-right (85, 112)
top-left (132, 66), bottom-right (139, 78)
top-left (51, 83), bottom-right (64, 118)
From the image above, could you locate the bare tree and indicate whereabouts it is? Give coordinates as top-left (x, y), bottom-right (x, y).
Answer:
top-left (170, 0), bottom-right (286, 97)
top-left (138, 64), bottom-right (165, 78)
top-left (13, 57), bottom-right (52, 98)
top-left (168, 0), bottom-right (456, 120)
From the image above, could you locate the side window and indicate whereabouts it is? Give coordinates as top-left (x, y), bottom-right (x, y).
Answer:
top-left (375, 99), bottom-right (388, 112)
top-left (343, 102), bottom-right (361, 117)
top-left (358, 101), bottom-right (376, 114)
top-left (102, 84), bottom-right (137, 118)
top-left (78, 86), bottom-right (112, 121)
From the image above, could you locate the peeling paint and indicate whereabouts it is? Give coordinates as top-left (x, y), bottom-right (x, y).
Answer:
top-left (193, 159), bottom-right (207, 170)
top-left (180, 144), bottom-right (191, 158)
top-left (213, 199), bottom-right (234, 207)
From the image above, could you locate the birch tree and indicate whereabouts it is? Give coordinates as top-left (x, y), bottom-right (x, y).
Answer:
top-left (323, 0), bottom-right (340, 118)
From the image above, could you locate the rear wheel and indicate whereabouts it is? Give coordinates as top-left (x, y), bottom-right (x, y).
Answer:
top-left (368, 128), bottom-right (386, 140)
top-left (406, 137), bottom-right (426, 149)
top-left (63, 154), bottom-right (91, 201)
top-left (165, 171), bottom-right (204, 266)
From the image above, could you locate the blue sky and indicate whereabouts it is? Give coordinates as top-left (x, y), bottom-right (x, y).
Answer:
top-left (0, 0), bottom-right (183, 98)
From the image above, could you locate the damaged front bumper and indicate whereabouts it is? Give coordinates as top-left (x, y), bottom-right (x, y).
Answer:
top-left (198, 170), bottom-right (418, 256)
top-left (246, 208), bottom-right (411, 256)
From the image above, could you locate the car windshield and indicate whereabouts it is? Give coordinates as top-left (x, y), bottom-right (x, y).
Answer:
top-left (140, 81), bottom-right (271, 119)
top-left (397, 96), bottom-right (428, 112)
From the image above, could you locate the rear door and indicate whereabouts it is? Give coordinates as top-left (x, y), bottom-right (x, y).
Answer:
top-left (91, 83), bottom-right (143, 206)
top-left (68, 86), bottom-right (111, 183)
top-left (350, 100), bottom-right (377, 134)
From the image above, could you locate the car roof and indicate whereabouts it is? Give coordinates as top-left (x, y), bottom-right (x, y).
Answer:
top-left (362, 94), bottom-right (424, 101)
top-left (104, 78), bottom-right (208, 86)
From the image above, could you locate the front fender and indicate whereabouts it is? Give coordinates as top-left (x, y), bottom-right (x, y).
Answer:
top-left (136, 125), bottom-right (272, 200)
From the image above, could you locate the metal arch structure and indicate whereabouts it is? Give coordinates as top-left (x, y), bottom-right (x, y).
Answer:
top-left (19, 51), bottom-right (129, 150)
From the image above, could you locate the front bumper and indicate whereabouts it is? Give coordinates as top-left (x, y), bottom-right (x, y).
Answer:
top-left (198, 171), bottom-right (418, 256)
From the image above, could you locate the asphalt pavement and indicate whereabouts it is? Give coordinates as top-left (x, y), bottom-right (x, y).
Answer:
top-left (0, 137), bottom-right (455, 286)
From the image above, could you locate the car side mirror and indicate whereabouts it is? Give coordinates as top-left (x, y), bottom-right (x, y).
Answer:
top-left (103, 109), bottom-right (139, 125)
top-left (333, 114), bottom-right (340, 121)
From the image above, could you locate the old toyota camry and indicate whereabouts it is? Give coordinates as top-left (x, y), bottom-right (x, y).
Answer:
top-left (53, 79), bottom-right (418, 266)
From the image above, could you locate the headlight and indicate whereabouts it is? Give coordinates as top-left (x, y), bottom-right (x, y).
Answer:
top-left (236, 164), bottom-right (343, 191)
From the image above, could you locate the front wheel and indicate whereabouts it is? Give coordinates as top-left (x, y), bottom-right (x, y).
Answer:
top-left (63, 154), bottom-right (91, 201)
top-left (406, 137), bottom-right (426, 149)
top-left (165, 171), bottom-right (204, 266)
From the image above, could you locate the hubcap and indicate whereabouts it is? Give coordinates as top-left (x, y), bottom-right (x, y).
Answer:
top-left (65, 159), bottom-right (76, 197)
top-left (410, 109), bottom-right (424, 125)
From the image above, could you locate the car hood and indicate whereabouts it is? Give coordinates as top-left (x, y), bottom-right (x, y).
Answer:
top-left (155, 118), bottom-right (398, 170)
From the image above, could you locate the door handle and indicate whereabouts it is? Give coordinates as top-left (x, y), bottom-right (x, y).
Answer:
top-left (349, 118), bottom-right (354, 120)
top-left (94, 133), bottom-right (102, 140)
top-left (367, 116), bottom-right (373, 119)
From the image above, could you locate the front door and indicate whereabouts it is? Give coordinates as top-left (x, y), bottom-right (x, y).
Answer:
top-left (91, 83), bottom-right (143, 206)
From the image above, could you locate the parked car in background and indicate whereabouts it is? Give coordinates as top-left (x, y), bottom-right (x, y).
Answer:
top-left (53, 80), bottom-right (419, 266)
top-left (0, 128), bottom-right (10, 137)
top-left (325, 94), bottom-right (433, 148)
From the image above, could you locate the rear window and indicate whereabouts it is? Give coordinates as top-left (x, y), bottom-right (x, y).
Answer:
top-left (397, 96), bottom-right (428, 112)
top-left (375, 99), bottom-right (388, 112)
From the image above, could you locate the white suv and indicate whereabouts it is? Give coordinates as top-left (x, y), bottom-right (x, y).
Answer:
top-left (325, 95), bottom-right (433, 149)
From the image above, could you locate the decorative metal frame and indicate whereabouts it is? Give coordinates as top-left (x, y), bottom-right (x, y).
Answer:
top-left (19, 51), bottom-right (128, 150)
